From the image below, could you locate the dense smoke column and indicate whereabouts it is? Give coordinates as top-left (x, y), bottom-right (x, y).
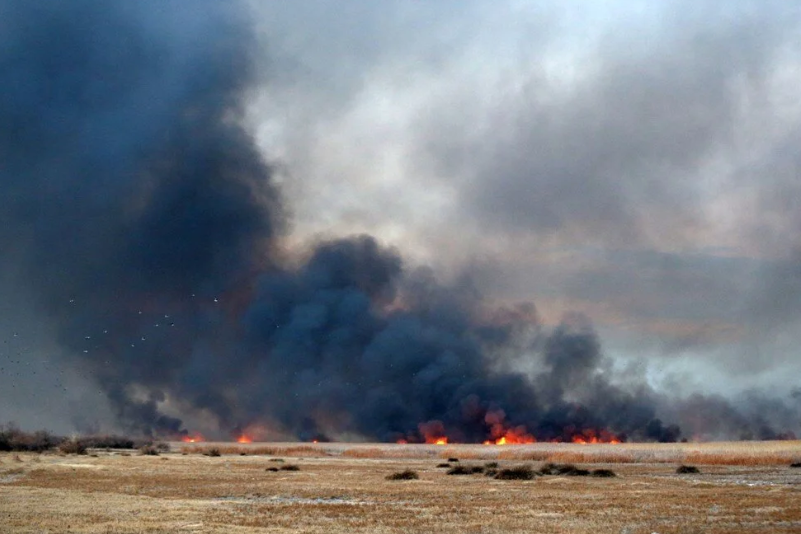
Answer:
top-left (0, 0), bottom-right (283, 435)
top-left (238, 238), bottom-right (678, 443)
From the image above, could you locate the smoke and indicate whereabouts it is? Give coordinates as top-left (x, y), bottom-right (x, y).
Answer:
top-left (1, 1), bottom-right (796, 442)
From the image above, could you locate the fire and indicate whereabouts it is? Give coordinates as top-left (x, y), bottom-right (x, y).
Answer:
top-left (483, 433), bottom-right (537, 445)
top-left (483, 410), bottom-right (536, 445)
top-left (569, 429), bottom-right (621, 444)
top-left (236, 435), bottom-right (252, 444)
top-left (484, 422), bottom-right (536, 445)
top-left (396, 439), bottom-right (408, 445)
top-left (312, 439), bottom-right (318, 444)
top-left (419, 420), bottom-right (449, 446)
top-left (181, 433), bottom-right (204, 443)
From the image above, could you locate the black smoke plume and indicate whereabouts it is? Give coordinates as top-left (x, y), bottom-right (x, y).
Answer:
top-left (1, 0), bottom-right (795, 442)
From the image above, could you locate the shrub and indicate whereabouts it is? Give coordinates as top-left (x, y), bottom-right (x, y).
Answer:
top-left (485, 468), bottom-right (498, 477)
top-left (676, 465), bottom-right (700, 474)
top-left (447, 457), bottom-right (459, 462)
top-left (485, 462), bottom-right (499, 469)
top-left (495, 465), bottom-right (536, 480)
top-left (1, 424), bottom-right (64, 452)
top-left (566, 468), bottom-right (590, 476)
top-left (77, 435), bottom-right (138, 449)
top-left (447, 465), bottom-right (477, 475)
top-left (266, 467), bottom-right (279, 472)
top-left (58, 440), bottom-right (87, 455)
top-left (436, 463), bottom-right (451, 468)
top-left (790, 462), bottom-right (801, 468)
top-left (386, 469), bottom-right (419, 480)
top-left (269, 458), bottom-right (284, 463)
top-left (591, 469), bottom-right (617, 478)
top-left (138, 445), bottom-right (160, 456)
top-left (279, 464), bottom-right (300, 471)
top-left (540, 463), bottom-right (571, 475)
top-left (204, 448), bottom-right (221, 457)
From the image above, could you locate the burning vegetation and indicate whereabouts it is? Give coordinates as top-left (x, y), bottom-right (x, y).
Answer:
top-left (1, 0), bottom-right (798, 447)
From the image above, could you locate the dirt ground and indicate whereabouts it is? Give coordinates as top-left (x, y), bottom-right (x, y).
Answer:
top-left (1, 442), bottom-right (800, 533)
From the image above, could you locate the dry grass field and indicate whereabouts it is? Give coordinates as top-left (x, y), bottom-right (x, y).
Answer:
top-left (1, 441), bottom-right (800, 533)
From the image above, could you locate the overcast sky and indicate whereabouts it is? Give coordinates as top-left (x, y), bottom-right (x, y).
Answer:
top-left (1, 0), bottom-right (799, 434)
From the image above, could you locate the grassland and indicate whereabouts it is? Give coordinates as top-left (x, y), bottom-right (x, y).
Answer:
top-left (1, 441), bottom-right (800, 533)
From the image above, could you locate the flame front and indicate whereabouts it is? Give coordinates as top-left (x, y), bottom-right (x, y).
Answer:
top-left (181, 433), bottom-right (204, 443)
top-left (236, 434), bottom-right (252, 444)
top-left (569, 429), bottom-right (621, 444)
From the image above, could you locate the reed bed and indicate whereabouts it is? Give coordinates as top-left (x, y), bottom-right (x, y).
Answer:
top-left (175, 440), bottom-right (801, 465)
top-left (179, 444), bottom-right (325, 457)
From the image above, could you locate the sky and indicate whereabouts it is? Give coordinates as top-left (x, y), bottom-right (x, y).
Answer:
top-left (1, 0), bottom-right (799, 439)
top-left (247, 1), bottom-right (801, 393)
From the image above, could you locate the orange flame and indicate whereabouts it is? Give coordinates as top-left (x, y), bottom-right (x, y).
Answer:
top-left (236, 435), bottom-right (252, 444)
top-left (424, 436), bottom-right (448, 445)
top-left (485, 422), bottom-right (536, 445)
top-left (569, 429), bottom-right (621, 444)
top-left (181, 433), bottom-right (204, 443)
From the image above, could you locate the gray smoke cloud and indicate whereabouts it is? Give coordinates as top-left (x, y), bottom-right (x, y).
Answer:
top-left (1, 0), bottom-right (798, 442)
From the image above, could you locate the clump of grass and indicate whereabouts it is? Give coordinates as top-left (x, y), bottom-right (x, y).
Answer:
top-left (539, 463), bottom-right (583, 476)
top-left (591, 469), bottom-right (617, 478)
top-left (790, 462), bottom-right (801, 468)
top-left (279, 464), bottom-right (300, 471)
top-left (566, 468), bottom-right (590, 476)
top-left (494, 465), bottom-right (536, 480)
top-left (269, 458), bottom-right (284, 463)
top-left (436, 463), bottom-right (451, 468)
top-left (676, 465), bottom-right (700, 474)
top-left (203, 447), bottom-right (221, 457)
top-left (386, 469), bottom-right (419, 480)
top-left (485, 461), bottom-right (499, 469)
top-left (266, 467), bottom-right (279, 472)
top-left (138, 444), bottom-right (160, 456)
top-left (485, 468), bottom-right (498, 477)
top-left (447, 465), bottom-right (484, 475)
top-left (448, 457), bottom-right (459, 462)
top-left (58, 439), bottom-right (87, 455)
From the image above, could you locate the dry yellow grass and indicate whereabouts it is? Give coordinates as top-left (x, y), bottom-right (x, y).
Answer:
top-left (180, 444), bottom-right (325, 457)
top-left (1, 442), bottom-right (799, 533)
